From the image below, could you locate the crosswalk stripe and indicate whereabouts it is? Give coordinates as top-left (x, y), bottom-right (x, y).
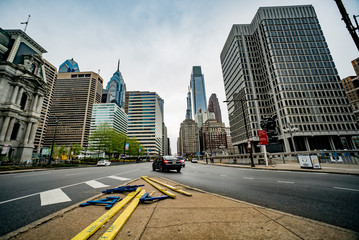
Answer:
top-left (85, 180), bottom-right (109, 188)
top-left (108, 176), bottom-right (131, 181)
top-left (40, 188), bottom-right (71, 206)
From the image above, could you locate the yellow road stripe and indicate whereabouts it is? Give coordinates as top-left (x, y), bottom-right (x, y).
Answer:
top-left (141, 176), bottom-right (176, 198)
top-left (147, 177), bottom-right (192, 196)
top-left (98, 189), bottom-right (147, 240)
top-left (71, 188), bottom-right (141, 240)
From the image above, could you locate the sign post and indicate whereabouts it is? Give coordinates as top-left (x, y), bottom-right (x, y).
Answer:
top-left (257, 130), bottom-right (269, 166)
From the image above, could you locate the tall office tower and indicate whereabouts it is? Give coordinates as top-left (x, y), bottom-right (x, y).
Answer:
top-left (200, 119), bottom-right (227, 156)
top-left (190, 66), bottom-right (207, 116)
top-left (185, 86), bottom-right (192, 119)
top-left (162, 123), bottom-right (168, 155)
top-left (58, 58), bottom-right (80, 73)
top-left (90, 103), bottom-right (128, 135)
top-left (220, 5), bottom-right (359, 153)
top-left (178, 119), bottom-right (200, 156)
top-left (44, 71), bottom-right (103, 147)
top-left (124, 91), bottom-right (163, 155)
top-left (208, 93), bottom-right (222, 123)
top-left (0, 29), bottom-right (47, 162)
top-left (341, 57), bottom-right (359, 123)
top-left (106, 60), bottom-right (126, 108)
top-left (33, 59), bottom-right (58, 154)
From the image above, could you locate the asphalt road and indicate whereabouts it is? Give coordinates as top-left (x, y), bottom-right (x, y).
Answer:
top-left (0, 162), bottom-right (358, 237)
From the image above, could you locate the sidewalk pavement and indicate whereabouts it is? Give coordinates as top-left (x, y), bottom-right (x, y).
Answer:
top-left (4, 177), bottom-right (359, 240)
top-left (198, 160), bottom-right (359, 175)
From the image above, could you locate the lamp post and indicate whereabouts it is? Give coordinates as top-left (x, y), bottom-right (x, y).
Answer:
top-left (283, 123), bottom-right (298, 152)
top-left (224, 99), bottom-right (255, 167)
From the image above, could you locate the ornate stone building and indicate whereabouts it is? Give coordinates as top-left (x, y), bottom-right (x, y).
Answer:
top-left (0, 28), bottom-right (47, 162)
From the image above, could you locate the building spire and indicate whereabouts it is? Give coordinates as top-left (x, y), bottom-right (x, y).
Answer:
top-left (117, 59), bottom-right (120, 72)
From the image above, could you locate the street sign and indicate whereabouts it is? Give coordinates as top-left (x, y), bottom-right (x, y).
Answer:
top-left (257, 130), bottom-right (268, 145)
top-left (1, 145), bottom-right (9, 154)
top-left (125, 143), bottom-right (129, 150)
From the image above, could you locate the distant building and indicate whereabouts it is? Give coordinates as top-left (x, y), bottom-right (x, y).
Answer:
top-left (105, 60), bottom-right (126, 108)
top-left (58, 58), bottom-right (79, 73)
top-left (125, 91), bottom-right (163, 155)
top-left (0, 28), bottom-right (47, 162)
top-left (185, 86), bottom-right (192, 119)
top-left (33, 59), bottom-right (58, 154)
top-left (190, 66), bottom-right (207, 116)
top-left (90, 103), bottom-right (128, 135)
top-left (208, 93), bottom-right (222, 123)
top-left (200, 119), bottom-right (227, 156)
top-left (178, 119), bottom-right (200, 156)
top-left (221, 5), bottom-right (359, 153)
top-left (341, 58), bottom-right (359, 123)
top-left (44, 71), bottom-right (103, 148)
top-left (194, 110), bottom-right (215, 128)
top-left (225, 127), bottom-right (238, 155)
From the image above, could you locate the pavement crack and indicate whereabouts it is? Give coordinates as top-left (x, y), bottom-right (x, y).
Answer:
top-left (137, 201), bottom-right (159, 240)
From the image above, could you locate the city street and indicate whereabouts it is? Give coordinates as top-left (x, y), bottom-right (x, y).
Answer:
top-left (0, 162), bottom-right (358, 237)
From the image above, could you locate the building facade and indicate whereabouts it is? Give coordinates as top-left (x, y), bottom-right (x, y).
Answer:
top-left (220, 5), bottom-right (359, 153)
top-left (90, 103), bottom-right (128, 135)
top-left (190, 66), bottom-right (207, 116)
top-left (33, 59), bottom-right (57, 154)
top-left (186, 86), bottom-right (192, 119)
top-left (58, 58), bottom-right (79, 73)
top-left (208, 93), bottom-right (222, 123)
top-left (44, 71), bottom-right (103, 148)
top-left (178, 119), bottom-right (200, 156)
top-left (124, 91), bottom-right (163, 155)
top-left (0, 29), bottom-right (47, 162)
top-left (200, 119), bottom-right (227, 156)
top-left (105, 61), bottom-right (126, 108)
top-left (341, 57), bottom-right (359, 123)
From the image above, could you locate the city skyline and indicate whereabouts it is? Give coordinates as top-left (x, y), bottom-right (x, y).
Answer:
top-left (1, 0), bottom-right (358, 153)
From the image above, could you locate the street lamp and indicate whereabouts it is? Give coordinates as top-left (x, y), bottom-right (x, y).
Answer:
top-left (282, 123), bottom-right (298, 152)
top-left (224, 99), bottom-right (255, 167)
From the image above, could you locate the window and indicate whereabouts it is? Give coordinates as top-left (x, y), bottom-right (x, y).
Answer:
top-left (20, 93), bottom-right (28, 110)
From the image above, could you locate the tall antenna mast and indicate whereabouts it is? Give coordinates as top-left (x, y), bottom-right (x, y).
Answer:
top-left (117, 59), bottom-right (120, 72)
top-left (21, 15), bottom-right (31, 32)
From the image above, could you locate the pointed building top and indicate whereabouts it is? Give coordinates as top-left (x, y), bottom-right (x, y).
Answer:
top-left (117, 59), bottom-right (120, 72)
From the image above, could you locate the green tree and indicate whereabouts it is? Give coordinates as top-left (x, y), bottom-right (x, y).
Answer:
top-left (69, 144), bottom-right (82, 162)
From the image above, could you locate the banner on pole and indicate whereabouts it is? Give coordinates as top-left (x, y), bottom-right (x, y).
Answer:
top-left (257, 130), bottom-right (268, 145)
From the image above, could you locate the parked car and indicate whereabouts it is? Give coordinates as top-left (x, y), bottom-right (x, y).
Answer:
top-left (153, 155), bottom-right (182, 172)
top-left (177, 156), bottom-right (185, 168)
top-left (191, 158), bottom-right (198, 163)
top-left (97, 159), bottom-right (111, 166)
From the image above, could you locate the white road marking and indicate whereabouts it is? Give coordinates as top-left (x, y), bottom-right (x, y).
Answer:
top-left (205, 173), bottom-right (210, 175)
top-left (14, 172), bottom-right (49, 178)
top-left (333, 187), bottom-right (359, 192)
top-left (85, 180), bottom-right (109, 188)
top-left (0, 168), bottom-right (139, 205)
top-left (40, 188), bottom-right (71, 206)
top-left (65, 172), bottom-right (89, 176)
top-left (277, 181), bottom-right (294, 184)
top-left (108, 176), bottom-right (131, 181)
top-left (220, 175), bottom-right (227, 177)
top-left (243, 177), bottom-right (254, 180)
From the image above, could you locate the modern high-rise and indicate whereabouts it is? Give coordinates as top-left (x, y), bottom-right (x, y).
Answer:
top-left (190, 66), bottom-right (207, 116)
top-left (0, 29), bottom-right (47, 162)
top-left (44, 70), bottom-right (103, 148)
top-left (90, 103), bottom-right (128, 135)
top-left (185, 87), bottom-right (192, 119)
top-left (58, 58), bottom-right (80, 73)
top-left (124, 91), bottom-right (163, 155)
top-left (341, 58), bottom-right (359, 123)
top-left (33, 59), bottom-right (58, 154)
top-left (105, 60), bottom-right (126, 108)
top-left (208, 93), bottom-right (222, 123)
top-left (220, 5), bottom-right (359, 153)
top-left (178, 119), bottom-right (200, 156)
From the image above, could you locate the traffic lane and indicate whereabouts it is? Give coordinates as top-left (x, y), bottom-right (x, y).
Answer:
top-left (0, 165), bottom-right (141, 202)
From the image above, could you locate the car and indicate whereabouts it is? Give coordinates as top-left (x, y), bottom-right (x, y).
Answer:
top-left (97, 159), bottom-right (111, 166)
top-left (177, 156), bottom-right (185, 167)
top-left (191, 158), bottom-right (198, 163)
top-left (152, 155), bottom-right (182, 172)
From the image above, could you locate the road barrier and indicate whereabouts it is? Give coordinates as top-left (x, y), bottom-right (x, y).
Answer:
top-left (71, 188), bottom-right (141, 240)
top-left (146, 177), bottom-right (192, 196)
top-left (141, 176), bottom-right (176, 198)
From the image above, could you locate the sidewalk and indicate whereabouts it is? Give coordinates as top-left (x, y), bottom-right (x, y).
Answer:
top-left (4, 177), bottom-right (358, 240)
top-left (198, 160), bottom-right (359, 175)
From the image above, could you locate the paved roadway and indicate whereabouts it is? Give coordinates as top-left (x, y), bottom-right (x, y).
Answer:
top-left (0, 162), bottom-right (358, 236)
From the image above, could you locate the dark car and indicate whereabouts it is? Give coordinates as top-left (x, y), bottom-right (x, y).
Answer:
top-left (152, 155), bottom-right (182, 172)
top-left (177, 156), bottom-right (185, 168)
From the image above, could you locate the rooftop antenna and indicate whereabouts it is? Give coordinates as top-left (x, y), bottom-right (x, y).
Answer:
top-left (98, 69), bottom-right (100, 75)
top-left (21, 15), bottom-right (31, 32)
top-left (117, 59), bottom-right (120, 72)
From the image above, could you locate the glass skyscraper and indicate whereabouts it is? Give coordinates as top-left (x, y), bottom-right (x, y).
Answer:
top-left (106, 60), bottom-right (126, 108)
top-left (190, 66), bottom-right (207, 116)
top-left (221, 5), bottom-right (359, 152)
top-left (58, 58), bottom-right (79, 73)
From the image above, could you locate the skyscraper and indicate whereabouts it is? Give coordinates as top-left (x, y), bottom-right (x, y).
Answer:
top-left (220, 5), bottom-right (359, 153)
top-left (106, 60), bottom-right (126, 108)
top-left (178, 119), bottom-right (200, 156)
top-left (44, 71), bottom-right (103, 147)
top-left (208, 93), bottom-right (222, 123)
top-left (190, 66), bottom-right (207, 116)
top-left (185, 86), bottom-right (192, 119)
top-left (58, 58), bottom-right (79, 73)
top-left (124, 91), bottom-right (163, 155)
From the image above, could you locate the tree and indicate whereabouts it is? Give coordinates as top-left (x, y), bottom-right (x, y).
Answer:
top-left (69, 144), bottom-right (82, 162)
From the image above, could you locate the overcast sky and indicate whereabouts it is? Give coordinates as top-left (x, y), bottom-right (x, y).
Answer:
top-left (1, 0), bottom-right (358, 154)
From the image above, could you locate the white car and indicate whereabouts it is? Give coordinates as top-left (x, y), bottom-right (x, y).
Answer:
top-left (191, 158), bottom-right (198, 163)
top-left (97, 160), bottom-right (111, 166)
